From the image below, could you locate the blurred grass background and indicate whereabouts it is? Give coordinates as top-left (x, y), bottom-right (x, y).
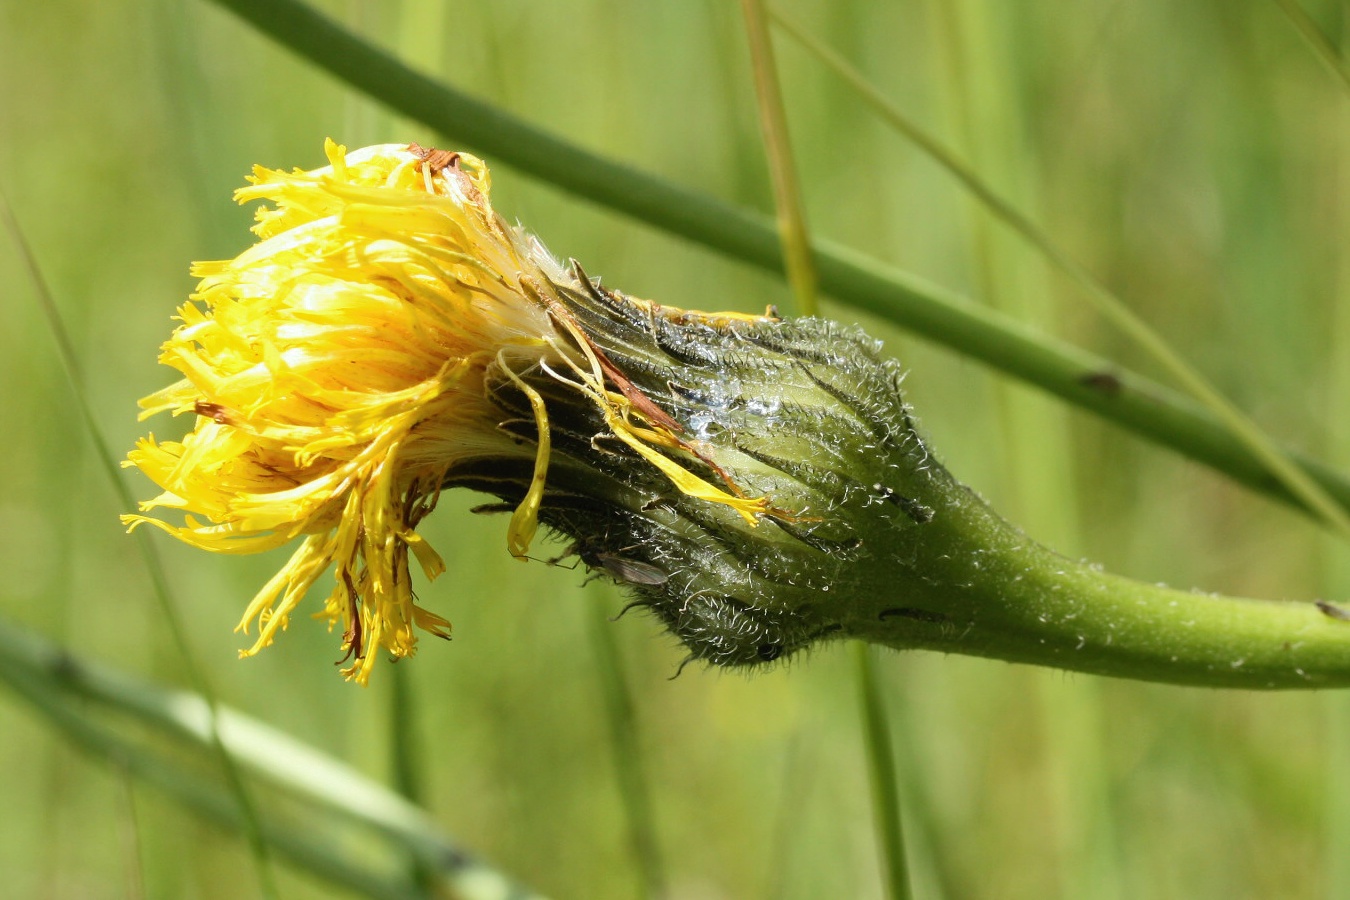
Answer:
top-left (2, 0), bottom-right (1349, 897)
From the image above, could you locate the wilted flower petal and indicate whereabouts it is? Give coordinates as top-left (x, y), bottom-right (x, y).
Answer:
top-left (124, 140), bottom-right (773, 683)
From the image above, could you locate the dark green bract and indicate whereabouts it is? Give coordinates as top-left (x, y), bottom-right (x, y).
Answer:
top-left (455, 270), bottom-right (1350, 689)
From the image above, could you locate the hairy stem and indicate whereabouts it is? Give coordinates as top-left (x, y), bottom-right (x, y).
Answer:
top-left (838, 462), bottom-right (1350, 688)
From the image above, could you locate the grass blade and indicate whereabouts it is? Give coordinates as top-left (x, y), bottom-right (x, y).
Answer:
top-left (739, 0), bottom-right (818, 316)
top-left (115, 766), bottom-right (147, 900)
top-left (920, 2), bottom-right (1121, 894)
top-left (0, 613), bottom-right (549, 900)
top-left (1270, 0), bottom-right (1350, 98)
top-left (0, 186), bottom-right (281, 900)
top-left (587, 591), bottom-right (667, 899)
top-left (854, 645), bottom-right (912, 900)
top-left (0, 661), bottom-right (424, 900)
top-left (739, 5), bottom-right (911, 892)
top-left (1320, 80), bottom-right (1350, 897)
top-left (771, 4), bottom-right (1350, 544)
top-left (202, 0), bottom-right (1350, 524)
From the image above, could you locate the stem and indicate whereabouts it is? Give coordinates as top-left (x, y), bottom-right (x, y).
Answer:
top-left (0, 658), bottom-right (426, 900)
top-left (739, 8), bottom-right (909, 896)
top-left (854, 645), bottom-right (913, 900)
top-left (388, 666), bottom-right (421, 803)
top-left (205, 0), bottom-right (1350, 523)
top-left (587, 592), bottom-right (667, 899)
top-left (0, 187), bottom-right (280, 899)
top-left (1320, 42), bottom-right (1350, 887)
top-left (840, 469), bottom-right (1350, 688)
top-left (388, 664), bottom-right (434, 894)
top-left (922, 2), bottom-right (1123, 889)
top-left (530, 262), bottom-right (1350, 691)
top-left (115, 765), bottom-right (147, 900)
top-left (0, 614), bottom-right (547, 899)
top-left (773, 3), bottom-right (1350, 544)
top-left (740, 0), bottom-right (818, 317)
top-left (1270, 0), bottom-right (1350, 99)
top-left (1327, 695), bottom-right (1350, 895)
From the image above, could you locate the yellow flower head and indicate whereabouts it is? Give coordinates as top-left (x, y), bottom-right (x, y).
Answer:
top-left (125, 140), bottom-right (771, 683)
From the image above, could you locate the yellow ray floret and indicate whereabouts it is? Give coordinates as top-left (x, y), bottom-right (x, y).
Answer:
top-left (124, 139), bottom-right (772, 682)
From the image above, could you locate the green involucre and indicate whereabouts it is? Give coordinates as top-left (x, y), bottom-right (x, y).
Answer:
top-left (463, 273), bottom-right (1350, 689)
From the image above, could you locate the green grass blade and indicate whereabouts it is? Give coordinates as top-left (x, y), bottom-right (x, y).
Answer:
top-left (921, 1), bottom-right (1121, 894)
top-left (1270, 0), bottom-right (1350, 98)
top-left (0, 660), bottom-right (425, 900)
top-left (587, 591), bottom-right (667, 899)
top-left (330, 7), bottom-right (436, 890)
top-left (202, 0), bottom-right (1350, 525)
top-left (0, 614), bottom-right (548, 900)
top-left (388, 664), bottom-right (435, 893)
top-left (739, 0), bottom-right (818, 317)
top-left (114, 766), bottom-right (147, 900)
top-left (739, 5), bottom-right (909, 892)
top-left (854, 645), bottom-right (912, 900)
top-left (0, 187), bottom-right (281, 900)
top-left (772, 4), bottom-right (1350, 544)
top-left (1320, 86), bottom-right (1350, 897)
top-left (1326, 694), bottom-right (1350, 899)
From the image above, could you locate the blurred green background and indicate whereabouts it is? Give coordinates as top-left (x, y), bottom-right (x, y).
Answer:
top-left (2, 0), bottom-right (1349, 897)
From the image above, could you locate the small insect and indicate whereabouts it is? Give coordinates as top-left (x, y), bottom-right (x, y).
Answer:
top-left (407, 143), bottom-right (461, 173)
top-left (1079, 371), bottom-right (1124, 397)
top-left (587, 550), bottom-right (670, 586)
top-left (547, 540), bottom-right (671, 586)
top-left (194, 400), bottom-right (235, 425)
top-left (1316, 599), bottom-right (1350, 621)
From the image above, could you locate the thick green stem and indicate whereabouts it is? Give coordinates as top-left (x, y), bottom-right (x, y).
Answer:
top-left (837, 466), bottom-right (1350, 688)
